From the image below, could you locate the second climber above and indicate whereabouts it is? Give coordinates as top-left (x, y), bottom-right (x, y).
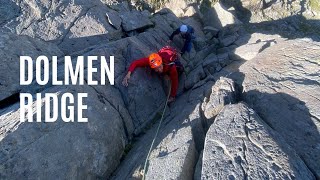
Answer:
top-left (168, 24), bottom-right (195, 55)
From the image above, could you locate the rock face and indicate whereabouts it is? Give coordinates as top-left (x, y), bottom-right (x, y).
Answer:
top-left (0, 32), bottom-right (63, 102)
top-left (119, 10), bottom-right (153, 32)
top-left (200, 1), bottom-right (242, 29)
top-left (233, 33), bottom-right (285, 61)
top-left (111, 92), bottom-right (204, 180)
top-left (1, 0), bottom-right (125, 54)
top-left (1, 0), bottom-right (320, 179)
top-left (202, 103), bottom-right (314, 179)
top-left (201, 77), bottom-right (237, 126)
top-left (0, 85), bottom-right (132, 179)
top-left (220, 0), bottom-right (320, 22)
top-left (239, 38), bottom-right (320, 178)
top-left (1, 5), bottom-right (221, 179)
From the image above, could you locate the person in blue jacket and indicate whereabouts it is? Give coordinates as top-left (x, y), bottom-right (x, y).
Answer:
top-left (168, 24), bottom-right (195, 55)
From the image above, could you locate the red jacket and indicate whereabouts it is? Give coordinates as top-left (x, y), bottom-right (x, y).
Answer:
top-left (128, 57), bottom-right (179, 98)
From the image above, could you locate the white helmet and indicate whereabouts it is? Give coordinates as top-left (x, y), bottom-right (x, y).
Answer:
top-left (180, 25), bottom-right (188, 33)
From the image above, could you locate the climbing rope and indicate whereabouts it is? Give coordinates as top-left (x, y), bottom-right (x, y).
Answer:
top-left (142, 83), bottom-right (171, 180)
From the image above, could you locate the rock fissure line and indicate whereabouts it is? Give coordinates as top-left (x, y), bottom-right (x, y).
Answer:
top-left (88, 85), bottom-right (130, 141)
top-left (57, 5), bottom-right (98, 46)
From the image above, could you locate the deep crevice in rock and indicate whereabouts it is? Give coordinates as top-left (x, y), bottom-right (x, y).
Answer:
top-left (0, 92), bottom-right (20, 109)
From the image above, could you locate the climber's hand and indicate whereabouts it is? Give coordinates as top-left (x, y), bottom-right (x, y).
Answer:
top-left (122, 72), bottom-right (131, 87)
top-left (167, 40), bottom-right (172, 44)
top-left (168, 97), bottom-right (175, 103)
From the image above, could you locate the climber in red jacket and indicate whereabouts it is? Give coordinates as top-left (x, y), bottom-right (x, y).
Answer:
top-left (122, 48), bottom-right (182, 103)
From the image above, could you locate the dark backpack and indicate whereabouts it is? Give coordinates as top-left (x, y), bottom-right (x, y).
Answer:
top-left (158, 46), bottom-right (184, 74)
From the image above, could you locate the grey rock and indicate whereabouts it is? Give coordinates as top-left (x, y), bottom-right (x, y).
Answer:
top-left (219, 34), bottom-right (238, 47)
top-left (145, 108), bottom-right (198, 180)
top-left (0, 9), bottom-right (194, 179)
top-left (203, 53), bottom-right (218, 67)
top-left (141, 10), bottom-right (151, 17)
top-left (220, 25), bottom-right (241, 37)
top-left (185, 66), bottom-right (206, 89)
top-left (193, 37), bottom-right (208, 51)
top-left (182, 17), bottom-right (205, 39)
top-left (106, 1), bottom-right (130, 12)
top-left (57, 5), bottom-right (124, 54)
top-left (233, 33), bottom-right (285, 61)
top-left (1, 0), bottom-right (126, 54)
top-left (216, 47), bottom-right (230, 54)
top-left (162, 0), bottom-right (188, 17)
top-left (206, 37), bottom-right (219, 45)
top-left (204, 32), bottom-right (213, 40)
top-left (184, 6), bottom-right (197, 17)
top-left (217, 52), bottom-right (231, 67)
top-left (0, 85), bottom-right (132, 179)
top-left (120, 10), bottom-right (153, 32)
top-left (201, 77), bottom-right (237, 126)
top-left (105, 11), bottom-right (122, 30)
top-left (188, 77), bottom-right (215, 103)
top-left (0, 0), bottom-right (20, 25)
top-left (200, 2), bottom-right (242, 29)
top-left (203, 26), bottom-right (219, 37)
top-left (0, 32), bottom-right (63, 102)
top-left (202, 103), bottom-right (315, 179)
top-left (239, 38), bottom-right (320, 178)
top-left (194, 44), bottom-right (217, 66)
top-left (194, 151), bottom-right (203, 180)
top-left (112, 94), bottom-right (204, 180)
top-left (202, 53), bottom-right (219, 74)
top-left (228, 44), bottom-right (237, 51)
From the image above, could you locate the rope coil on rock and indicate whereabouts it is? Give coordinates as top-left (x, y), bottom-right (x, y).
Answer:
top-left (142, 83), bottom-right (171, 180)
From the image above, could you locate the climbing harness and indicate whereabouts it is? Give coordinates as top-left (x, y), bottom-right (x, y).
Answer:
top-left (142, 83), bottom-right (171, 180)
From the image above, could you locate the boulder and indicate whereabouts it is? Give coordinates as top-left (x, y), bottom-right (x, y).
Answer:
top-left (120, 10), bottom-right (153, 32)
top-left (201, 77), bottom-right (237, 126)
top-left (202, 103), bottom-right (315, 179)
top-left (163, 0), bottom-right (188, 17)
top-left (184, 6), bottom-right (197, 17)
top-left (239, 38), bottom-right (320, 178)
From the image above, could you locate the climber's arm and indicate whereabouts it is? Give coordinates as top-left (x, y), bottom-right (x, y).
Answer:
top-left (169, 28), bottom-right (180, 41)
top-left (122, 57), bottom-right (149, 87)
